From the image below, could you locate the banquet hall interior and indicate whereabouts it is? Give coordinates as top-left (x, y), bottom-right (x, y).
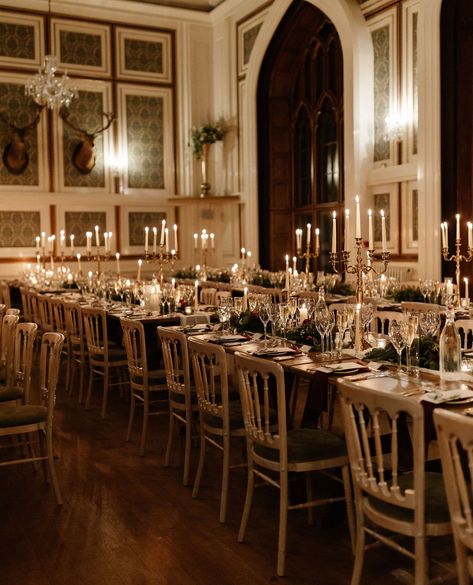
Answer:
top-left (0, 0), bottom-right (472, 583)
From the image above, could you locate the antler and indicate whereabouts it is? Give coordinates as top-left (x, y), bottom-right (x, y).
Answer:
top-left (59, 107), bottom-right (116, 138)
top-left (0, 107), bottom-right (42, 133)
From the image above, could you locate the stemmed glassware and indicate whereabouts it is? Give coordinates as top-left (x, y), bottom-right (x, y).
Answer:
top-left (218, 297), bottom-right (232, 334)
top-left (388, 320), bottom-right (407, 375)
top-left (258, 302), bottom-right (271, 346)
top-left (419, 311), bottom-right (440, 337)
top-left (336, 309), bottom-right (349, 357)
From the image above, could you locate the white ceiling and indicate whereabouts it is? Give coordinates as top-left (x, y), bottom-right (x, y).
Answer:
top-left (125, 0), bottom-right (226, 11)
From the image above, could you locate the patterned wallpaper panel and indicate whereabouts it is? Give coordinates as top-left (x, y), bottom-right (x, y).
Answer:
top-left (243, 23), bottom-right (262, 66)
top-left (63, 90), bottom-right (106, 188)
top-left (65, 211), bottom-right (107, 246)
top-left (126, 94), bottom-right (164, 189)
top-left (412, 189), bottom-right (418, 242)
top-left (0, 82), bottom-right (39, 186)
top-left (0, 211), bottom-right (40, 247)
top-left (374, 192), bottom-right (391, 242)
top-left (128, 211), bottom-right (166, 246)
top-left (59, 31), bottom-right (102, 67)
top-left (372, 26), bottom-right (390, 162)
top-left (412, 12), bottom-right (418, 155)
top-left (124, 38), bottom-right (163, 74)
top-left (0, 22), bottom-right (35, 59)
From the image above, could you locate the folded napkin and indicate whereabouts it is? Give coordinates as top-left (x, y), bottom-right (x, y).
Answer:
top-left (421, 388), bottom-right (473, 404)
top-left (251, 347), bottom-right (298, 358)
top-left (208, 334), bottom-right (248, 344)
top-left (325, 361), bottom-right (367, 373)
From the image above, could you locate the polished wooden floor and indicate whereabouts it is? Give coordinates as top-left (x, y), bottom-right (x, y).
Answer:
top-left (0, 375), bottom-right (455, 585)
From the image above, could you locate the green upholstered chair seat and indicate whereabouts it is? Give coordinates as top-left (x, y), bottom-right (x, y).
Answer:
top-left (170, 388), bottom-right (198, 405)
top-left (254, 428), bottom-right (347, 464)
top-left (201, 400), bottom-right (246, 430)
top-left (367, 471), bottom-right (450, 524)
top-left (90, 347), bottom-right (127, 362)
top-left (0, 386), bottom-right (23, 402)
top-left (0, 405), bottom-right (47, 428)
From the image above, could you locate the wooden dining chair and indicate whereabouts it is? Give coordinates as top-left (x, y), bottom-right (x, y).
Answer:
top-left (454, 319), bottom-right (473, 351)
top-left (188, 337), bottom-right (245, 523)
top-left (200, 287), bottom-right (217, 305)
top-left (0, 281), bottom-right (12, 308)
top-left (338, 379), bottom-right (451, 585)
top-left (0, 313), bottom-right (19, 386)
top-left (0, 332), bottom-right (64, 504)
top-left (0, 322), bottom-right (37, 406)
top-left (20, 287), bottom-right (32, 322)
top-left (121, 318), bottom-right (168, 456)
top-left (371, 310), bottom-right (407, 334)
top-left (82, 306), bottom-right (128, 419)
top-left (434, 409), bottom-right (473, 585)
top-left (37, 294), bottom-right (56, 334)
top-left (157, 326), bottom-right (199, 486)
top-left (63, 302), bottom-right (88, 402)
top-left (234, 352), bottom-right (355, 577)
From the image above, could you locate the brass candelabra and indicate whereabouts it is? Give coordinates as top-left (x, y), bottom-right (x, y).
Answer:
top-left (297, 246), bottom-right (320, 288)
top-left (442, 239), bottom-right (473, 307)
top-left (144, 245), bottom-right (177, 287)
top-left (85, 247), bottom-right (113, 276)
top-left (330, 238), bottom-right (390, 353)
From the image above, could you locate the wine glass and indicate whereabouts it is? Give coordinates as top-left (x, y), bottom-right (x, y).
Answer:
top-left (218, 297), bottom-right (232, 333)
top-left (399, 315), bottom-right (418, 373)
top-left (336, 309), bottom-right (349, 357)
top-left (419, 311), bottom-right (440, 337)
top-left (388, 320), bottom-right (406, 374)
top-left (259, 303), bottom-right (271, 346)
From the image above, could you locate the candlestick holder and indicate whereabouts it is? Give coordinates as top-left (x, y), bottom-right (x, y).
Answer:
top-left (144, 245), bottom-right (178, 287)
top-left (86, 246), bottom-right (113, 276)
top-left (330, 238), bottom-right (390, 354)
top-left (297, 246), bottom-right (320, 289)
top-left (442, 239), bottom-right (473, 307)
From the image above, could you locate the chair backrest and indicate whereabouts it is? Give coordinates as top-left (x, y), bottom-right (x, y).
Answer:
top-left (434, 409), bottom-right (473, 558)
top-left (157, 327), bottom-right (192, 407)
top-left (29, 291), bottom-right (41, 328)
top-left (38, 332), bottom-right (65, 422)
top-left (188, 337), bottom-right (230, 427)
top-left (215, 290), bottom-right (232, 306)
top-left (401, 301), bottom-right (442, 314)
top-left (0, 303), bottom-right (6, 341)
top-left (371, 310), bottom-right (407, 334)
top-left (20, 287), bottom-right (31, 321)
top-left (6, 307), bottom-right (20, 316)
top-left (82, 306), bottom-right (108, 358)
top-left (0, 281), bottom-right (11, 308)
top-left (338, 379), bottom-right (425, 530)
top-left (37, 294), bottom-right (56, 332)
top-left (121, 318), bottom-right (148, 384)
top-left (234, 352), bottom-right (287, 465)
top-left (12, 322), bottom-right (38, 404)
top-left (1, 313), bottom-right (19, 385)
top-left (51, 298), bottom-right (67, 335)
top-left (200, 287), bottom-right (217, 305)
top-left (454, 319), bottom-right (473, 351)
top-left (63, 302), bottom-right (84, 352)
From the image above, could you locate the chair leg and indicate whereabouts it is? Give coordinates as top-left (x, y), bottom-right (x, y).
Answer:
top-left (277, 470), bottom-right (289, 577)
top-left (351, 500), bottom-right (366, 585)
top-left (140, 392), bottom-right (149, 457)
top-left (101, 367), bottom-right (109, 419)
top-left (164, 411), bottom-right (175, 467)
top-left (65, 353), bottom-right (72, 395)
top-left (305, 472), bottom-right (314, 526)
top-left (192, 423), bottom-right (206, 499)
top-left (238, 454), bottom-right (254, 542)
top-left (85, 368), bottom-right (94, 410)
top-left (454, 534), bottom-right (470, 585)
top-left (78, 360), bottom-right (86, 404)
top-left (342, 464), bottom-right (356, 553)
top-left (219, 433), bottom-right (230, 524)
top-left (414, 535), bottom-right (428, 585)
top-left (183, 410), bottom-right (192, 486)
top-left (127, 393), bottom-right (136, 443)
top-left (46, 425), bottom-right (62, 505)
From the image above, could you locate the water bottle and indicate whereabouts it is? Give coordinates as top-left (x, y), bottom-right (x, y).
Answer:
top-left (439, 305), bottom-right (461, 380)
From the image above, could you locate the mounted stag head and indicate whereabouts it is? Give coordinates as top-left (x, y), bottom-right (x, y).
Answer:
top-left (0, 107), bottom-right (43, 175)
top-left (60, 107), bottom-right (116, 175)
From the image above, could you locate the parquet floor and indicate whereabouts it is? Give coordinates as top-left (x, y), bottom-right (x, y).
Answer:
top-left (0, 376), bottom-right (455, 585)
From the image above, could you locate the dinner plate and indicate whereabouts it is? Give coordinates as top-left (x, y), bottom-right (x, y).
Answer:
top-left (444, 396), bottom-right (473, 405)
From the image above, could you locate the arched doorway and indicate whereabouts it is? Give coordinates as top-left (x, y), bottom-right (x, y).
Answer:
top-left (257, 0), bottom-right (344, 272)
top-left (441, 0), bottom-right (473, 282)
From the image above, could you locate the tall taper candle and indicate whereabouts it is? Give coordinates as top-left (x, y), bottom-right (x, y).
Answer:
top-left (86, 232), bottom-right (92, 253)
top-left (380, 210), bottom-right (387, 252)
top-left (210, 233), bottom-right (215, 249)
top-left (445, 222), bottom-right (449, 249)
top-left (315, 228), bottom-right (320, 254)
top-left (70, 234), bottom-right (75, 256)
top-left (160, 219), bottom-right (166, 246)
top-left (285, 254), bottom-right (290, 290)
top-left (296, 228), bottom-right (302, 253)
top-left (456, 214), bottom-right (461, 240)
top-left (165, 227), bottom-right (169, 253)
top-left (137, 259), bottom-right (142, 282)
top-left (465, 277), bottom-right (469, 300)
top-left (36, 236), bottom-right (40, 251)
top-left (194, 233), bottom-right (198, 250)
top-left (331, 211), bottom-right (337, 254)
top-left (355, 195), bottom-right (361, 239)
top-left (194, 280), bottom-right (199, 310)
top-left (95, 225), bottom-right (100, 247)
top-left (152, 227), bottom-right (157, 255)
top-left (243, 286), bottom-right (248, 311)
top-left (76, 253), bottom-right (81, 274)
top-left (116, 252), bottom-right (120, 276)
top-left (468, 221), bottom-right (473, 249)
top-left (173, 224), bottom-right (178, 252)
top-left (306, 223), bottom-right (311, 248)
top-left (144, 226), bottom-right (149, 253)
top-left (368, 209), bottom-right (373, 250)
top-left (344, 209), bottom-right (350, 251)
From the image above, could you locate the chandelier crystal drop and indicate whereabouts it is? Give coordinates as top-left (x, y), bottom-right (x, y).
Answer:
top-left (25, 55), bottom-right (77, 110)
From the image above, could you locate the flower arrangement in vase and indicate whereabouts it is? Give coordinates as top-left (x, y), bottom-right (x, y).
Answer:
top-left (190, 120), bottom-right (226, 197)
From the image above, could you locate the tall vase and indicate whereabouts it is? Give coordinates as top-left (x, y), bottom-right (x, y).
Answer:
top-left (199, 142), bottom-right (211, 197)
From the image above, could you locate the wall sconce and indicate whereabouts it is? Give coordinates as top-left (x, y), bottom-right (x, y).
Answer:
top-left (108, 153), bottom-right (127, 194)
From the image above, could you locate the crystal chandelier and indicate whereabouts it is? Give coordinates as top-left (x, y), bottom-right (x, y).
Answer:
top-left (25, 54), bottom-right (76, 110)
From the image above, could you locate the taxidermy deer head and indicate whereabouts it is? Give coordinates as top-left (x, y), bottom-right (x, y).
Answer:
top-left (60, 107), bottom-right (116, 175)
top-left (0, 107), bottom-right (42, 175)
